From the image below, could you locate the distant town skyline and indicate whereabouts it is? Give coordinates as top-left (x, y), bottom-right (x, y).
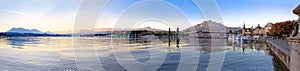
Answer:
top-left (0, 0), bottom-right (299, 33)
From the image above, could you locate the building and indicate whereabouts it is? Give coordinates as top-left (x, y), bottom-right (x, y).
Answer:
top-left (226, 27), bottom-right (242, 34)
top-left (254, 24), bottom-right (265, 35)
top-left (242, 23), bottom-right (254, 36)
top-left (253, 24), bottom-right (265, 39)
top-left (242, 22), bottom-right (272, 39)
top-left (264, 23), bottom-right (273, 36)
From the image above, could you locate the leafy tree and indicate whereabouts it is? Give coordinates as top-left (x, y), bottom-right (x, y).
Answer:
top-left (270, 20), bottom-right (294, 37)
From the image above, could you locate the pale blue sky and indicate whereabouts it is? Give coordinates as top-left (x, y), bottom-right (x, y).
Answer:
top-left (0, 0), bottom-right (299, 33)
top-left (218, 0), bottom-right (300, 28)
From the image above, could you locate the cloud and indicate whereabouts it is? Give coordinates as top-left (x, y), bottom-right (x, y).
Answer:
top-left (0, 11), bottom-right (77, 33)
top-left (0, 10), bottom-right (26, 15)
top-left (0, 0), bottom-right (81, 33)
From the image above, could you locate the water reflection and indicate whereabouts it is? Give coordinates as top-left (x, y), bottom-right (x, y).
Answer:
top-left (6, 37), bottom-right (40, 49)
top-left (270, 51), bottom-right (290, 71)
top-left (0, 37), bottom-right (290, 71)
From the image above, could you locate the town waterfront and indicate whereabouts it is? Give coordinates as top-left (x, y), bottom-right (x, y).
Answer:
top-left (0, 37), bottom-right (288, 71)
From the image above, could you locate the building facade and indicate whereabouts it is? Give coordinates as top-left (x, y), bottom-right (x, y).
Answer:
top-left (253, 24), bottom-right (265, 39)
top-left (242, 24), bottom-right (254, 36)
top-left (242, 22), bottom-right (273, 39)
top-left (264, 23), bottom-right (273, 36)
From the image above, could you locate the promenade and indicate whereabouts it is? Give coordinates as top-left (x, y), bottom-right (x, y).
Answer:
top-left (266, 39), bottom-right (291, 70)
top-left (267, 39), bottom-right (290, 55)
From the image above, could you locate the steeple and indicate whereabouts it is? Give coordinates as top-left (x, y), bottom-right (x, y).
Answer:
top-left (243, 20), bottom-right (246, 29)
top-left (251, 25), bottom-right (254, 34)
top-left (243, 24), bottom-right (245, 29)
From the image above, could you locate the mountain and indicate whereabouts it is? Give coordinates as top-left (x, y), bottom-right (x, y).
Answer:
top-left (184, 20), bottom-right (227, 33)
top-left (94, 27), bottom-right (167, 32)
top-left (132, 27), bottom-right (167, 32)
top-left (2, 28), bottom-right (71, 37)
top-left (6, 27), bottom-right (42, 33)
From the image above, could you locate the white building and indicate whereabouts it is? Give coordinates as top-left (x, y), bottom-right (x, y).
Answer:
top-left (264, 23), bottom-right (273, 36)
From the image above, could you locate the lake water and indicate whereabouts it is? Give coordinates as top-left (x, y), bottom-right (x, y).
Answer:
top-left (0, 37), bottom-right (287, 71)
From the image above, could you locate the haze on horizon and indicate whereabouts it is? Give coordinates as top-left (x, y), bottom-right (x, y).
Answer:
top-left (0, 0), bottom-right (299, 33)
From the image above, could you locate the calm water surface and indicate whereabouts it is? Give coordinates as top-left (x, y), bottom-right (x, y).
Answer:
top-left (0, 37), bottom-right (287, 71)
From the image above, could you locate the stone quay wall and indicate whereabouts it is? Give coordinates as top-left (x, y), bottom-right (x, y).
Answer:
top-left (266, 39), bottom-right (290, 70)
top-left (288, 38), bottom-right (300, 71)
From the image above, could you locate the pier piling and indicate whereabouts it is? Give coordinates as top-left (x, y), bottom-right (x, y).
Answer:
top-left (176, 27), bottom-right (179, 47)
top-left (168, 28), bottom-right (171, 46)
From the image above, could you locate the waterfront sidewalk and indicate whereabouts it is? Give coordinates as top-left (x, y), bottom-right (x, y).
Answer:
top-left (266, 39), bottom-right (290, 55)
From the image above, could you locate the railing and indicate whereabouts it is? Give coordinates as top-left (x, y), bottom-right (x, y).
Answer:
top-left (266, 39), bottom-right (290, 70)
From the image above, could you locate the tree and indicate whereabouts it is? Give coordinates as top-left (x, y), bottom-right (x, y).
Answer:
top-left (270, 20), bottom-right (294, 38)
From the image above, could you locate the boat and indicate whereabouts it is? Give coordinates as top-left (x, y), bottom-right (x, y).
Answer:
top-left (142, 35), bottom-right (158, 39)
top-left (0, 36), bottom-right (5, 39)
top-left (235, 35), bottom-right (243, 41)
top-left (228, 36), bottom-right (234, 41)
top-left (242, 35), bottom-right (253, 43)
top-left (104, 34), bottom-right (119, 38)
top-left (228, 34), bottom-right (243, 42)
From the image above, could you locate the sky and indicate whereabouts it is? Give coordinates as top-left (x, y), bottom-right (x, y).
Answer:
top-left (0, 0), bottom-right (299, 33)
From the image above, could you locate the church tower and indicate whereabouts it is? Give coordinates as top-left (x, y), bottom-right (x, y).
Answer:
top-left (242, 20), bottom-right (246, 36)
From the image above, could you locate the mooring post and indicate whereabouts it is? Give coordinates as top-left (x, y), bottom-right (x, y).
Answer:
top-left (176, 27), bottom-right (179, 47)
top-left (168, 28), bottom-right (171, 46)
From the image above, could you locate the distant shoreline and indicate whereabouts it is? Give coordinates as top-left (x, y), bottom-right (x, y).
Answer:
top-left (0, 32), bottom-right (71, 37)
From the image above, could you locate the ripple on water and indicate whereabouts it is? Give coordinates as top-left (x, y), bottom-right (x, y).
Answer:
top-left (0, 37), bottom-right (287, 71)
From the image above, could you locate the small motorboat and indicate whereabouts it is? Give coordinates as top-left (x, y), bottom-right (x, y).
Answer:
top-left (142, 35), bottom-right (158, 39)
